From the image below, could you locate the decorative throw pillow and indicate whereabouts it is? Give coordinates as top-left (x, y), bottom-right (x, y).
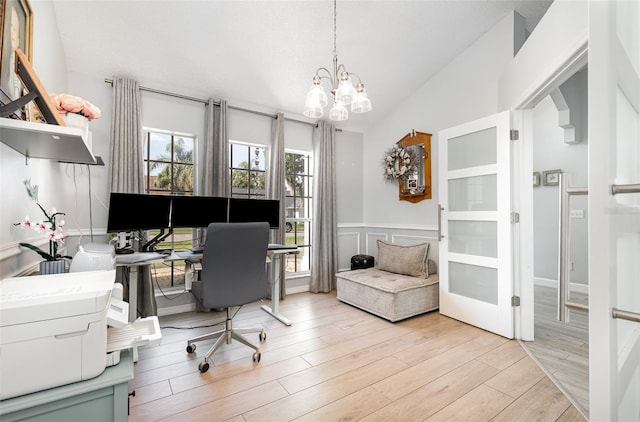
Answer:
top-left (376, 240), bottom-right (430, 278)
top-left (427, 259), bottom-right (438, 276)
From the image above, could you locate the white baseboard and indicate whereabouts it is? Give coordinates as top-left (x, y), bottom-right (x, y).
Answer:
top-left (286, 285), bottom-right (310, 295)
top-left (157, 302), bottom-right (197, 316)
top-left (534, 277), bottom-right (588, 295)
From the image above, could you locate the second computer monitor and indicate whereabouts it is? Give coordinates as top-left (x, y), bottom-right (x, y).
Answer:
top-left (228, 197), bottom-right (280, 229)
top-left (171, 195), bottom-right (229, 228)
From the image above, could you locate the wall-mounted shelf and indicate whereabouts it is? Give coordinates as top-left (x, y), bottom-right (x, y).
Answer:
top-left (0, 117), bottom-right (97, 164)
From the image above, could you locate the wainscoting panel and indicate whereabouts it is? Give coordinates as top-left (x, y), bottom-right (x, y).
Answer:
top-left (365, 233), bottom-right (388, 257)
top-left (336, 231), bottom-right (360, 272)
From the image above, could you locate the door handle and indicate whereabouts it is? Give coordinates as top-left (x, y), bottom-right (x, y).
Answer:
top-left (438, 204), bottom-right (444, 240)
top-left (612, 307), bottom-right (640, 323)
top-left (611, 183), bottom-right (640, 195)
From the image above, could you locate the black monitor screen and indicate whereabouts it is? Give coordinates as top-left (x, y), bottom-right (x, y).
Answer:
top-left (171, 196), bottom-right (229, 228)
top-left (228, 198), bottom-right (280, 229)
top-left (107, 192), bottom-right (172, 232)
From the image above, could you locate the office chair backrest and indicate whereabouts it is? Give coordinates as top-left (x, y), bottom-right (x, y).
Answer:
top-left (200, 222), bottom-right (270, 309)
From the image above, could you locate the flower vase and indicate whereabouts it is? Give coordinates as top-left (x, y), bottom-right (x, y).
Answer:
top-left (39, 260), bottom-right (66, 275)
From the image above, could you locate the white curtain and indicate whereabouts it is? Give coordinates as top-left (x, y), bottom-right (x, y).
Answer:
top-left (310, 121), bottom-right (337, 293)
top-left (268, 113), bottom-right (286, 298)
top-left (108, 77), bottom-right (157, 317)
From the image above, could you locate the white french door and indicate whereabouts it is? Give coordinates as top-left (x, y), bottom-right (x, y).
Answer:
top-left (438, 111), bottom-right (513, 338)
top-left (589, 0), bottom-right (640, 420)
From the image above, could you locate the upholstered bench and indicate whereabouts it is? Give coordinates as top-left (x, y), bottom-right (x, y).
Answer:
top-left (336, 240), bottom-right (439, 322)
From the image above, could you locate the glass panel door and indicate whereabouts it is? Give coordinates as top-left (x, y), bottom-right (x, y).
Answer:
top-left (439, 111), bottom-right (513, 338)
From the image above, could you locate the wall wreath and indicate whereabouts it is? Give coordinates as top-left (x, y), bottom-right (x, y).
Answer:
top-left (382, 146), bottom-right (420, 183)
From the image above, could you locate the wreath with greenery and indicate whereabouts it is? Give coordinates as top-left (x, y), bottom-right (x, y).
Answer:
top-left (382, 146), bottom-right (420, 183)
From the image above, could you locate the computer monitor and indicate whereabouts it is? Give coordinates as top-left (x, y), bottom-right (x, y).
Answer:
top-left (228, 197), bottom-right (280, 229)
top-left (107, 192), bottom-right (172, 232)
top-left (171, 195), bottom-right (229, 228)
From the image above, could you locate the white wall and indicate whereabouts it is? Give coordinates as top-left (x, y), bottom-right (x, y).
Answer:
top-left (0, 1), bottom-right (71, 278)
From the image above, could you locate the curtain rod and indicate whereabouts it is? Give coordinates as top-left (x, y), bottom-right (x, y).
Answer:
top-left (104, 78), bottom-right (320, 128)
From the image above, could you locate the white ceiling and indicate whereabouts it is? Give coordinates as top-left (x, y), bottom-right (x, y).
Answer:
top-left (52, 0), bottom-right (552, 132)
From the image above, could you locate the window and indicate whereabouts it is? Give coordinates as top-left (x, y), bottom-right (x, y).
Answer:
top-left (143, 130), bottom-right (195, 195)
top-left (284, 151), bottom-right (313, 273)
top-left (229, 142), bottom-right (313, 275)
top-left (230, 143), bottom-right (266, 198)
top-left (143, 128), bottom-right (196, 288)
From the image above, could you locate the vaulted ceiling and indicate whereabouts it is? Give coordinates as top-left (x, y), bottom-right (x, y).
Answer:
top-left (52, 1), bottom-right (552, 132)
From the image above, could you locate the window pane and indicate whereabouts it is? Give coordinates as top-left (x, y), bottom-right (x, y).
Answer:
top-left (174, 137), bottom-right (194, 163)
top-left (448, 174), bottom-right (497, 211)
top-left (447, 127), bottom-right (496, 170)
top-left (231, 144), bottom-right (248, 168)
top-left (449, 262), bottom-right (497, 305)
top-left (149, 162), bottom-right (171, 191)
top-left (149, 132), bottom-right (171, 161)
top-left (449, 220), bottom-right (497, 257)
top-left (173, 163), bottom-right (194, 193)
top-left (249, 146), bottom-right (266, 171)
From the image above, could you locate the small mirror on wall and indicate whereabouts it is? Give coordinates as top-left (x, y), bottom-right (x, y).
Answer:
top-left (397, 130), bottom-right (432, 203)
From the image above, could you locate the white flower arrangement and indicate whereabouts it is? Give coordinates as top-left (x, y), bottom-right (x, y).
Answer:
top-left (382, 146), bottom-right (419, 183)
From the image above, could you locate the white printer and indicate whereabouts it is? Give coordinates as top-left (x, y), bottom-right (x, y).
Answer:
top-left (0, 270), bottom-right (161, 400)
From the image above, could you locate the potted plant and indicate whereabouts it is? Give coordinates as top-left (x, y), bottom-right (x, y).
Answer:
top-left (14, 179), bottom-right (71, 274)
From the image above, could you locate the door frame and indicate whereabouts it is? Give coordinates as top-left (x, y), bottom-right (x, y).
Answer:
top-left (499, 25), bottom-right (588, 341)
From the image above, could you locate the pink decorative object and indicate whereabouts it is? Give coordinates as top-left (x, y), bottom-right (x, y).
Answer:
top-left (51, 93), bottom-right (102, 120)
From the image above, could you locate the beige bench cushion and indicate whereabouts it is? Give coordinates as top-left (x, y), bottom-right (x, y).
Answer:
top-left (336, 268), bottom-right (439, 322)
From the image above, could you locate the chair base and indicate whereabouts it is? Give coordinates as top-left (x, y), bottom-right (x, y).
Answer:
top-left (186, 309), bottom-right (266, 373)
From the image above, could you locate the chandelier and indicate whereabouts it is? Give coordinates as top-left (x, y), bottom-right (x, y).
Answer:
top-left (303, 0), bottom-right (372, 121)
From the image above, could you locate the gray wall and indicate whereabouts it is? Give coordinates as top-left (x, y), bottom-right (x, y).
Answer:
top-left (532, 68), bottom-right (588, 288)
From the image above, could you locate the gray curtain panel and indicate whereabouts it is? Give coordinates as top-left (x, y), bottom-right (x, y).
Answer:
top-left (197, 98), bottom-right (228, 245)
top-left (310, 121), bottom-right (338, 293)
top-left (108, 76), bottom-right (156, 317)
top-left (200, 98), bottom-right (228, 197)
top-left (268, 113), bottom-right (286, 299)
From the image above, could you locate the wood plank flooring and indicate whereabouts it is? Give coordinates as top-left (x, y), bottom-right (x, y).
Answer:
top-left (519, 285), bottom-right (589, 418)
top-left (129, 291), bottom-right (586, 421)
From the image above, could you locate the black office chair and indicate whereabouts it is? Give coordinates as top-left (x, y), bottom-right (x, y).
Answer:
top-left (186, 222), bottom-right (270, 373)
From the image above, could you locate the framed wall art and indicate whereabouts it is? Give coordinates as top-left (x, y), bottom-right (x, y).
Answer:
top-left (0, 0), bottom-right (33, 117)
top-left (543, 169), bottom-right (562, 186)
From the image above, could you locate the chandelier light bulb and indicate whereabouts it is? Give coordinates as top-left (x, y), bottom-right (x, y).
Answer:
top-left (329, 100), bottom-right (348, 121)
top-left (335, 74), bottom-right (356, 105)
top-left (304, 102), bottom-right (324, 118)
top-left (351, 83), bottom-right (372, 113)
top-left (307, 81), bottom-right (328, 108)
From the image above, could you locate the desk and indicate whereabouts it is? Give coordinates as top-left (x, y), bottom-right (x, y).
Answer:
top-left (115, 252), bottom-right (165, 322)
top-left (262, 245), bottom-right (299, 326)
top-left (176, 245), bottom-right (299, 326)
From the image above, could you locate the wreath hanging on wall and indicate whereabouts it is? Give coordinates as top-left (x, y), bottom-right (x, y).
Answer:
top-left (382, 146), bottom-right (420, 183)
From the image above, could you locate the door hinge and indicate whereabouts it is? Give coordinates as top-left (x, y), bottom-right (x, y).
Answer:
top-left (510, 212), bottom-right (520, 223)
top-left (510, 129), bottom-right (519, 141)
top-left (511, 296), bottom-right (521, 307)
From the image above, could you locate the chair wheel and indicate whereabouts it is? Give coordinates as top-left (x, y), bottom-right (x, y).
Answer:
top-left (198, 361), bottom-right (210, 373)
top-left (259, 331), bottom-right (267, 342)
top-left (253, 352), bottom-right (261, 362)
top-left (186, 343), bottom-right (196, 353)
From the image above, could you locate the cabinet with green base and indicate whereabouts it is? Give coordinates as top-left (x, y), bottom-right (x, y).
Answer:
top-left (0, 350), bottom-right (133, 422)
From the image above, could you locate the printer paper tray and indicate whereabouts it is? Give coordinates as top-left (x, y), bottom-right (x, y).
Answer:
top-left (107, 316), bottom-right (161, 353)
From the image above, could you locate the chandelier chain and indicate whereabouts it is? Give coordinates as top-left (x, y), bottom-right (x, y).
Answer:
top-left (333, 0), bottom-right (337, 57)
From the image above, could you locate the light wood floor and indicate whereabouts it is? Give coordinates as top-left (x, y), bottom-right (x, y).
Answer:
top-left (129, 291), bottom-right (586, 421)
top-left (520, 285), bottom-right (589, 418)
